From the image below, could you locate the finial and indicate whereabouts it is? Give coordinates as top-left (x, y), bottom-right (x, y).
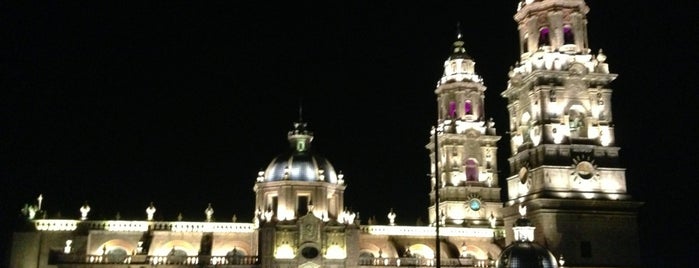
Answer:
top-left (456, 21), bottom-right (463, 40)
top-left (205, 203), bottom-right (214, 222)
top-left (146, 202), bottom-right (156, 221)
top-left (37, 194), bottom-right (43, 210)
top-left (489, 212), bottom-right (497, 228)
top-left (518, 204), bottom-right (527, 217)
top-left (387, 208), bottom-right (396, 225)
top-left (80, 201), bottom-right (90, 220)
top-left (298, 98), bottom-right (304, 122)
top-left (450, 22), bottom-right (469, 58)
top-left (596, 48), bottom-right (607, 63)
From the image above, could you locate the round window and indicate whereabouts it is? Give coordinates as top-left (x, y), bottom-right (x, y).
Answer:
top-left (301, 246), bottom-right (319, 259)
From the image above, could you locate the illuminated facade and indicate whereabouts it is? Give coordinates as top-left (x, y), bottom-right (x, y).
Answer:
top-left (10, 1), bottom-right (640, 268)
top-left (427, 30), bottom-right (502, 229)
top-left (11, 119), bottom-right (505, 268)
top-left (500, 0), bottom-right (642, 267)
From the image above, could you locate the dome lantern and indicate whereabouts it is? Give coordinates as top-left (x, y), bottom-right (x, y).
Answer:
top-left (496, 205), bottom-right (559, 268)
top-left (260, 121), bottom-right (340, 183)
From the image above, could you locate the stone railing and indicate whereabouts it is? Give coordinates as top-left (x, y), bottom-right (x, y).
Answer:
top-left (50, 253), bottom-right (259, 266)
top-left (146, 255), bottom-right (259, 265)
top-left (33, 219), bottom-right (256, 233)
top-left (358, 257), bottom-right (493, 267)
top-left (360, 225), bottom-right (495, 238)
top-left (35, 219), bottom-right (79, 231)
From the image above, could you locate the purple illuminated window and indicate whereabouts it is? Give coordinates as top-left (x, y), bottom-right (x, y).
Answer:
top-left (538, 27), bottom-right (550, 47)
top-left (563, 25), bottom-right (575, 44)
top-left (449, 101), bottom-right (456, 118)
top-left (465, 159), bottom-right (479, 182)
top-left (464, 100), bottom-right (473, 115)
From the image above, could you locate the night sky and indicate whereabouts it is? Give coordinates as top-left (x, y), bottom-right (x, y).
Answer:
top-left (1, 1), bottom-right (696, 266)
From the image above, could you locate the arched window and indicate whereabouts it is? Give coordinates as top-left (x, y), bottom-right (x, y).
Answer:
top-left (464, 100), bottom-right (473, 115)
top-left (563, 25), bottom-right (575, 45)
top-left (538, 27), bottom-right (550, 47)
top-left (449, 101), bottom-right (457, 118)
top-left (465, 159), bottom-right (479, 182)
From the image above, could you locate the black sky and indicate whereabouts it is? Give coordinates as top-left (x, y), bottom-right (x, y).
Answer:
top-left (1, 1), bottom-right (696, 266)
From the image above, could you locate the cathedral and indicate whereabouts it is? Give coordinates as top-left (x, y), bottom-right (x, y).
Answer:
top-left (9, 1), bottom-right (642, 267)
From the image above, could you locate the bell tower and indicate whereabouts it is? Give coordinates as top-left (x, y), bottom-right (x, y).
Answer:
top-left (500, 0), bottom-right (642, 266)
top-left (427, 28), bottom-right (501, 228)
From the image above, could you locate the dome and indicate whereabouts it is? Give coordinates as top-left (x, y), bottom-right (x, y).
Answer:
top-left (496, 241), bottom-right (558, 268)
top-left (262, 151), bottom-right (340, 183)
top-left (260, 122), bottom-right (341, 183)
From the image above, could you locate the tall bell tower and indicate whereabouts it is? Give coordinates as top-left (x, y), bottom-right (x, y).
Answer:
top-left (427, 29), bottom-right (501, 228)
top-left (500, 0), bottom-right (642, 266)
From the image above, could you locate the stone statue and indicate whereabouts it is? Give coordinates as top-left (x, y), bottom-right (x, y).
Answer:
top-left (440, 210), bottom-right (446, 226)
top-left (37, 194), bottom-right (43, 211)
top-left (205, 203), bottom-right (214, 222)
top-left (387, 208), bottom-right (396, 226)
top-left (80, 202), bottom-right (90, 220)
top-left (263, 208), bottom-right (274, 222)
top-left (23, 204), bottom-right (38, 220)
top-left (63, 240), bottom-right (72, 254)
top-left (146, 202), bottom-right (156, 221)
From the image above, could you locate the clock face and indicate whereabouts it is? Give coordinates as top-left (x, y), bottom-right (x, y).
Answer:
top-left (575, 161), bottom-right (595, 180)
top-left (469, 199), bottom-right (481, 211)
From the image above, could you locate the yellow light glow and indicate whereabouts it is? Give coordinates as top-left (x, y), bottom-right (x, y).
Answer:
top-left (325, 245), bottom-right (346, 259)
top-left (600, 130), bottom-right (612, 146)
top-left (461, 245), bottom-right (488, 260)
top-left (530, 128), bottom-right (541, 146)
top-left (274, 244), bottom-right (295, 259)
top-left (553, 128), bottom-right (564, 144)
top-left (280, 209), bottom-right (295, 221)
top-left (512, 134), bottom-right (523, 148)
top-left (518, 182), bottom-right (529, 195)
top-left (408, 244), bottom-right (435, 259)
top-left (361, 225), bottom-right (494, 237)
top-left (154, 240), bottom-right (197, 256)
top-left (582, 192), bottom-right (596, 199)
top-left (601, 179), bottom-right (621, 192)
